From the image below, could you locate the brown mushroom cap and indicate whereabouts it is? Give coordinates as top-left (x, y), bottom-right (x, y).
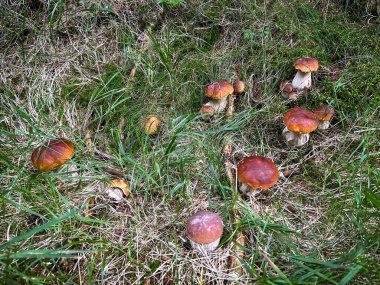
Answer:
top-left (205, 81), bottom-right (234, 99)
top-left (284, 107), bottom-right (318, 134)
top-left (110, 179), bottom-right (130, 196)
top-left (315, 105), bottom-right (334, 121)
top-left (31, 138), bottom-right (75, 172)
top-left (233, 80), bottom-right (245, 94)
top-left (237, 156), bottom-right (279, 190)
top-left (186, 211), bottom-right (223, 244)
top-left (144, 116), bottom-right (160, 135)
top-left (200, 105), bottom-right (214, 115)
top-left (280, 80), bottom-right (293, 94)
top-left (294, 57), bottom-right (319, 73)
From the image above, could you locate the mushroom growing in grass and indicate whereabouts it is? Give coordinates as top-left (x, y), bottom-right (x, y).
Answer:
top-left (199, 105), bottom-right (215, 121)
top-left (292, 57), bottom-right (319, 91)
top-left (144, 116), bottom-right (160, 135)
top-left (105, 178), bottom-right (130, 202)
top-left (233, 80), bottom-right (245, 95)
top-left (279, 80), bottom-right (294, 99)
top-left (186, 210), bottom-right (223, 252)
top-left (283, 107), bottom-right (318, 147)
top-left (237, 156), bottom-right (279, 196)
top-left (204, 81), bottom-right (234, 113)
top-left (315, 105), bottom-right (334, 130)
top-left (31, 138), bottom-right (75, 172)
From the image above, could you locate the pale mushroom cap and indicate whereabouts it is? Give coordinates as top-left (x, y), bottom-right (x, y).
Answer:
top-left (233, 80), bottom-right (245, 94)
top-left (315, 105), bottom-right (334, 121)
top-left (280, 80), bottom-right (293, 94)
top-left (237, 156), bottom-right (279, 190)
top-left (186, 211), bottom-right (223, 244)
top-left (110, 179), bottom-right (130, 196)
top-left (294, 57), bottom-right (319, 73)
top-left (144, 116), bottom-right (160, 135)
top-left (284, 107), bottom-right (318, 134)
top-left (205, 81), bottom-right (234, 99)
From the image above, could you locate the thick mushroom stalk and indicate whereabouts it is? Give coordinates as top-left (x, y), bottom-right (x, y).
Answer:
top-left (204, 81), bottom-right (233, 114)
top-left (292, 57), bottom-right (319, 91)
top-left (237, 156), bottom-right (279, 196)
top-left (186, 211), bottom-right (223, 252)
top-left (283, 107), bottom-right (318, 147)
top-left (315, 105), bottom-right (334, 130)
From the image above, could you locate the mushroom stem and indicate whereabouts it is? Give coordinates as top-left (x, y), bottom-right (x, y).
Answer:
top-left (318, 120), bottom-right (330, 130)
top-left (239, 183), bottom-right (261, 196)
top-left (189, 238), bottom-right (220, 252)
top-left (282, 127), bottom-right (310, 147)
top-left (292, 70), bottom-right (311, 91)
top-left (204, 97), bottom-right (228, 114)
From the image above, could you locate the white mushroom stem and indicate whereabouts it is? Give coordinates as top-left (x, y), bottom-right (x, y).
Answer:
top-left (318, 120), bottom-right (330, 130)
top-left (239, 183), bottom-right (261, 196)
top-left (282, 127), bottom-right (310, 147)
top-left (204, 97), bottom-right (228, 114)
top-left (190, 238), bottom-right (220, 252)
top-left (292, 71), bottom-right (311, 90)
top-left (105, 188), bottom-right (124, 202)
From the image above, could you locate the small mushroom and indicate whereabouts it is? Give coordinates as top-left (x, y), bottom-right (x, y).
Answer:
top-left (237, 156), bottom-right (279, 196)
top-left (283, 107), bottom-right (318, 147)
top-left (314, 105), bottom-right (334, 130)
top-left (233, 80), bottom-right (245, 95)
top-left (31, 138), bottom-right (75, 172)
top-left (199, 105), bottom-right (215, 121)
top-left (292, 57), bottom-right (319, 91)
top-left (105, 178), bottom-right (130, 201)
top-left (204, 81), bottom-right (234, 113)
top-left (144, 116), bottom-right (160, 135)
top-left (186, 210), bottom-right (223, 252)
top-left (279, 80), bottom-right (294, 99)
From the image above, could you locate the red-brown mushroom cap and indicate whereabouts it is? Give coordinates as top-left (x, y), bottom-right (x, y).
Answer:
top-left (280, 80), bottom-right (293, 94)
top-left (205, 81), bottom-right (234, 99)
top-left (315, 105), bottom-right (334, 121)
top-left (186, 211), bottom-right (223, 244)
top-left (237, 156), bottom-right (279, 190)
top-left (31, 138), bottom-right (75, 171)
top-left (233, 80), bottom-right (245, 95)
top-left (283, 107), bottom-right (318, 134)
top-left (294, 57), bottom-right (319, 73)
top-left (200, 105), bottom-right (215, 115)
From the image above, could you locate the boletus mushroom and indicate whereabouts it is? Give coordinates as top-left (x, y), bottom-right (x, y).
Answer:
top-left (314, 105), bottom-right (334, 130)
top-left (237, 156), bottom-right (279, 196)
top-left (292, 57), bottom-right (319, 91)
top-left (186, 210), bottom-right (223, 252)
top-left (204, 81), bottom-right (234, 113)
top-left (31, 138), bottom-right (75, 172)
top-left (105, 178), bottom-right (130, 202)
top-left (233, 80), bottom-right (245, 95)
top-left (283, 107), bottom-right (318, 147)
top-left (144, 116), bottom-right (160, 135)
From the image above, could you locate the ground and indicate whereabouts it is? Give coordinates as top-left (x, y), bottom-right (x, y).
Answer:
top-left (0, 0), bottom-right (379, 284)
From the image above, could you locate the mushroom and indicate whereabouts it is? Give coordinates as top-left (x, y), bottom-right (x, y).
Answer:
top-left (31, 138), bottom-right (75, 172)
top-left (186, 210), bottom-right (223, 252)
top-left (199, 105), bottom-right (215, 121)
top-left (283, 107), bottom-right (318, 147)
top-left (314, 105), bottom-right (334, 130)
top-left (292, 57), bottom-right (319, 91)
top-left (204, 81), bottom-right (234, 113)
top-left (144, 116), bottom-right (160, 135)
top-left (279, 80), bottom-right (294, 99)
top-left (237, 156), bottom-right (279, 196)
top-left (105, 178), bottom-right (130, 202)
top-left (233, 80), bottom-right (245, 95)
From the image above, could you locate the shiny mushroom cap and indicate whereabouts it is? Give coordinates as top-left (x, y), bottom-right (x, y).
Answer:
top-left (186, 211), bottom-right (223, 244)
top-left (315, 105), bottom-right (334, 121)
top-left (294, 57), bottom-right (319, 73)
top-left (31, 138), bottom-right (75, 172)
top-left (110, 179), bottom-right (130, 196)
top-left (284, 107), bottom-right (318, 134)
top-left (144, 116), bottom-right (160, 135)
top-left (233, 80), bottom-right (245, 95)
top-left (205, 81), bottom-right (234, 99)
top-left (237, 156), bottom-right (279, 190)
top-left (280, 80), bottom-right (293, 94)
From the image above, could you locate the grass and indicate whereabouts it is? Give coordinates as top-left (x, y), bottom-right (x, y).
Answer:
top-left (1, 0), bottom-right (379, 284)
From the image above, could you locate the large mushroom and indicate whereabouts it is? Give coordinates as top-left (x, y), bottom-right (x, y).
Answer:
top-left (283, 107), bottom-right (318, 147)
top-left (237, 156), bottom-right (279, 196)
top-left (292, 57), bottom-right (319, 91)
top-left (203, 81), bottom-right (234, 113)
top-left (314, 105), bottom-right (334, 130)
top-left (31, 138), bottom-right (75, 172)
top-left (186, 210), bottom-right (223, 252)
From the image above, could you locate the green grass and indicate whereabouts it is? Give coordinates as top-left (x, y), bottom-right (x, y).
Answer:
top-left (1, 0), bottom-right (379, 284)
